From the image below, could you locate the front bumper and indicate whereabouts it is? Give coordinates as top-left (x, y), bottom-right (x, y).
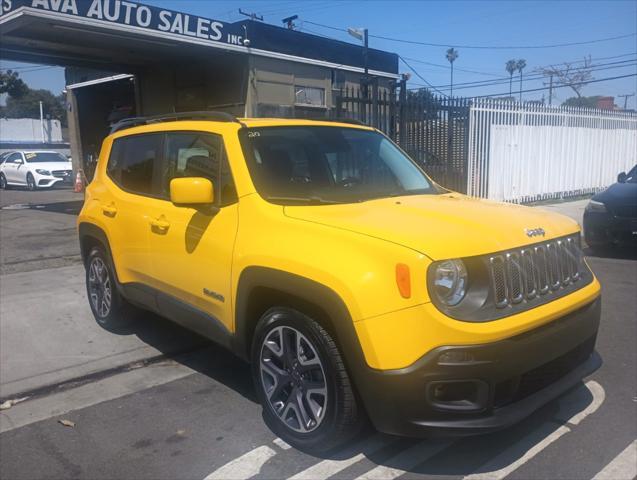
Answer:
top-left (584, 211), bottom-right (637, 247)
top-left (356, 297), bottom-right (601, 437)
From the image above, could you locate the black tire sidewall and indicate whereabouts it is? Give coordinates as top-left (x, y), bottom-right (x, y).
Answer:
top-left (251, 308), bottom-right (350, 452)
top-left (85, 246), bottom-right (125, 329)
top-left (26, 173), bottom-right (36, 191)
top-left (0, 173), bottom-right (6, 189)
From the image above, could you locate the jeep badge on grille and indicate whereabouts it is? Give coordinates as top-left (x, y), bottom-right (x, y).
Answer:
top-left (525, 228), bottom-right (546, 237)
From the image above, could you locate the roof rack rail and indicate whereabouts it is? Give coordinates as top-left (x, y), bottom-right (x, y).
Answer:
top-left (110, 111), bottom-right (241, 134)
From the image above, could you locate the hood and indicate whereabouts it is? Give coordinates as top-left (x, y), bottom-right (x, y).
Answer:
top-left (283, 193), bottom-right (579, 260)
top-left (593, 182), bottom-right (637, 206)
top-left (29, 161), bottom-right (72, 171)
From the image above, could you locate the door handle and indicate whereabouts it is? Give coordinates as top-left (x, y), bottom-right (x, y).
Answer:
top-left (149, 217), bottom-right (170, 232)
top-left (102, 204), bottom-right (117, 217)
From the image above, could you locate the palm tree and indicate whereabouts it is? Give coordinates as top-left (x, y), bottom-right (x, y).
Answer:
top-left (517, 59), bottom-right (527, 102)
top-left (505, 60), bottom-right (517, 98)
top-left (446, 48), bottom-right (459, 97)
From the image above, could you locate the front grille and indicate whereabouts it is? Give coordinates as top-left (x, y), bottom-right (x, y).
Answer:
top-left (494, 335), bottom-right (596, 408)
top-left (488, 234), bottom-right (582, 309)
top-left (52, 170), bottom-right (71, 178)
top-left (612, 205), bottom-right (637, 219)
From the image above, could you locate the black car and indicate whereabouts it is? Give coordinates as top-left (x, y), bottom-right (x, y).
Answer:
top-left (584, 165), bottom-right (637, 251)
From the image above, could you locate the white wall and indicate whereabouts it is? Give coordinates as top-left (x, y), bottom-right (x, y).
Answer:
top-left (488, 125), bottom-right (636, 202)
top-left (0, 118), bottom-right (63, 143)
top-left (467, 100), bottom-right (637, 203)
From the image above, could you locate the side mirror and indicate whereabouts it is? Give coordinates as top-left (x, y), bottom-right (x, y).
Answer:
top-left (16, 159), bottom-right (24, 165)
top-left (617, 172), bottom-right (627, 183)
top-left (170, 177), bottom-right (215, 206)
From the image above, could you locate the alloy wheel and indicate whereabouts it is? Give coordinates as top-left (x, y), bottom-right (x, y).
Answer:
top-left (88, 257), bottom-right (112, 318)
top-left (260, 326), bottom-right (328, 433)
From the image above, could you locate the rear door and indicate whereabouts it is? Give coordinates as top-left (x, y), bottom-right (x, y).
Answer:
top-left (146, 130), bottom-right (239, 334)
top-left (3, 153), bottom-right (24, 184)
top-left (99, 133), bottom-right (164, 292)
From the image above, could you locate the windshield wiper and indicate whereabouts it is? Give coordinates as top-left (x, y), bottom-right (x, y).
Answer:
top-left (264, 195), bottom-right (342, 205)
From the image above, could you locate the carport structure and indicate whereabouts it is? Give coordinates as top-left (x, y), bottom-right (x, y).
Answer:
top-left (0, 0), bottom-right (399, 174)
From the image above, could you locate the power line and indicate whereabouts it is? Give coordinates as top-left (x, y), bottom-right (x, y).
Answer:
top-left (427, 60), bottom-right (637, 91)
top-left (398, 56), bottom-right (448, 97)
top-left (402, 52), bottom-right (637, 80)
top-left (303, 20), bottom-right (636, 50)
top-left (468, 74), bottom-right (636, 98)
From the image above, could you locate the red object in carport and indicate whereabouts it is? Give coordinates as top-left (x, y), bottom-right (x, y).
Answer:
top-left (74, 171), bottom-right (84, 193)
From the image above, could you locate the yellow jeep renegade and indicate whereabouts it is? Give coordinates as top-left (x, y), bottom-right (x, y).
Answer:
top-left (78, 112), bottom-right (601, 452)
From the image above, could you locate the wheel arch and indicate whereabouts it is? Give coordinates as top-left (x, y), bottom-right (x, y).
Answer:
top-left (78, 222), bottom-right (121, 284)
top-left (233, 267), bottom-right (367, 373)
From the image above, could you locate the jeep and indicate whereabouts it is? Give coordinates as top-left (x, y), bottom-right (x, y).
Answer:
top-left (78, 112), bottom-right (601, 452)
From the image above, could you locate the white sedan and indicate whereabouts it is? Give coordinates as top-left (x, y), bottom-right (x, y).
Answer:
top-left (0, 151), bottom-right (73, 190)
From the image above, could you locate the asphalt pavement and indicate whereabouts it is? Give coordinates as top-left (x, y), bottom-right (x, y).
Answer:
top-left (0, 188), bottom-right (635, 480)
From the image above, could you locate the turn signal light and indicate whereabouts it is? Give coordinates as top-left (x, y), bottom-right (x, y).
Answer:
top-left (395, 263), bottom-right (411, 298)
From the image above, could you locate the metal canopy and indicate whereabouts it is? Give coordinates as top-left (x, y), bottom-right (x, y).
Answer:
top-left (0, 1), bottom-right (398, 77)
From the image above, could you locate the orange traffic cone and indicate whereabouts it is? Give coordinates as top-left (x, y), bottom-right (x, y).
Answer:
top-left (74, 170), bottom-right (84, 193)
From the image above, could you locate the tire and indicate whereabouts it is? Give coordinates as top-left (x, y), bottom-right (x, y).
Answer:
top-left (0, 173), bottom-right (6, 190)
top-left (252, 307), bottom-right (365, 453)
top-left (26, 173), bottom-right (36, 191)
top-left (85, 246), bottom-right (137, 330)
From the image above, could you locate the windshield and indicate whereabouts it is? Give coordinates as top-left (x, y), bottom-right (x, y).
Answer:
top-left (239, 126), bottom-right (442, 204)
top-left (24, 152), bottom-right (69, 163)
top-left (626, 165), bottom-right (637, 183)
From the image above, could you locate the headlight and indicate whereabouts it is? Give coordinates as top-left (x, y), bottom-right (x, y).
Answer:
top-left (35, 169), bottom-right (51, 176)
top-left (585, 200), bottom-right (607, 213)
top-left (432, 259), bottom-right (468, 306)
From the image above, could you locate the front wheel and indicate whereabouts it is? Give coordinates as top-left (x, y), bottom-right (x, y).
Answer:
top-left (0, 173), bottom-right (6, 190)
top-left (26, 173), bottom-right (36, 191)
top-left (251, 308), bottom-right (365, 453)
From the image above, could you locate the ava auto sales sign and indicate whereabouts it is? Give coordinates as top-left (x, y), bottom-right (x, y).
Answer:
top-left (0, 0), bottom-right (249, 47)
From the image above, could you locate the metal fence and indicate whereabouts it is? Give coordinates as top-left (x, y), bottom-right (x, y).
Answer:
top-left (334, 85), bottom-right (470, 193)
top-left (467, 99), bottom-right (637, 203)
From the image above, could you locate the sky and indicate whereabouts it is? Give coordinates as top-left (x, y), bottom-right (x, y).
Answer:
top-left (1, 0), bottom-right (636, 108)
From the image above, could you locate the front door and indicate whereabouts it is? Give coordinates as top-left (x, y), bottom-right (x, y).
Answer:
top-left (147, 130), bottom-right (239, 335)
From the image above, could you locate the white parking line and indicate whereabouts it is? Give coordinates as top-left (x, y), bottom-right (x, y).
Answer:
top-left (353, 441), bottom-right (451, 480)
top-left (561, 381), bottom-right (605, 426)
top-left (273, 438), bottom-right (292, 450)
top-left (592, 440), bottom-right (637, 480)
top-left (288, 435), bottom-right (393, 480)
top-left (204, 446), bottom-right (277, 480)
top-left (464, 424), bottom-right (571, 480)
top-left (463, 380), bottom-right (605, 480)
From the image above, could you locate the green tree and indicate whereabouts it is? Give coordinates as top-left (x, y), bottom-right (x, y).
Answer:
top-left (517, 59), bottom-right (527, 102)
top-left (0, 70), bottom-right (29, 98)
top-left (2, 89), bottom-right (67, 126)
top-left (505, 60), bottom-right (517, 97)
top-left (445, 48), bottom-right (459, 97)
top-left (562, 96), bottom-right (602, 108)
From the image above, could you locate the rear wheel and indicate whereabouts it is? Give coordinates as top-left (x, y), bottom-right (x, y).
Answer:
top-left (85, 246), bottom-right (137, 329)
top-left (252, 308), bottom-right (365, 453)
top-left (0, 173), bottom-right (6, 190)
top-left (26, 173), bottom-right (36, 191)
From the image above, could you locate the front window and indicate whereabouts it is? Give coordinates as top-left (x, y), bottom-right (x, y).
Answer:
top-left (239, 126), bottom-right (441, 204)
top-left (24, 152), bottom-right (68, 163)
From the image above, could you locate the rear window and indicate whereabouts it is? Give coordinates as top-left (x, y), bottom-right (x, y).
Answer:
top-left (107, 134), bottom-right (162, 195)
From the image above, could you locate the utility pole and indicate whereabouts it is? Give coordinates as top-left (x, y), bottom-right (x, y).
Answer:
top-left (617, 93), bottom-right (635, 110)
top-left (238, 8), bottom-right (263, 21)
top-left (548, 74), bottom-right (554, 106)
top-left (39, 100), bottom-right (45, 143)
